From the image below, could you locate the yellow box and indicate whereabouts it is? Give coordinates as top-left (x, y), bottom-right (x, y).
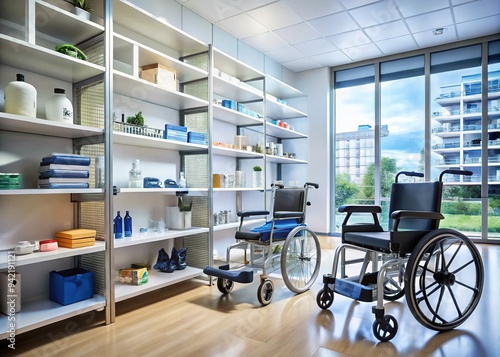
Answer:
top-left (118, 267), bottom-right (148, 285)
top-left (140, 63), bottom-right (177, 91)
top-left (212, 174), bottom-right (225, 188)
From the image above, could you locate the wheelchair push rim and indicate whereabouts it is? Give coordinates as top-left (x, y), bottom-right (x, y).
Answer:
top-left (280, 226), bottom-right (321, 294)
top-left (404, 229), bottom-right (484, 331)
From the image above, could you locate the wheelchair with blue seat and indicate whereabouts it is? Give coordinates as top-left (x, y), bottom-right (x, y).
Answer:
top-left (317, 169), bottom-right (484, 342)
top-left (204, 182), bottom-right (320, 306)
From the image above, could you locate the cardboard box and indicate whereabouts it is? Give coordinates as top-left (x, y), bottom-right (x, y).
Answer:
top-left (140, 63), bottom-right (177, 91)
top-left (212, 174), bottom-right (225, 188)
top-left (164, 124), bottom-right (187, 142)
top-left (49, 268), bottom-right (94, 305)
top-left (118, 267), bottom-right (148, 285)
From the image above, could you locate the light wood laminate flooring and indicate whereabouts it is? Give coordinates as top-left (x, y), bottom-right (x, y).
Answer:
top-left (1, 236), bottom-right (499, 356)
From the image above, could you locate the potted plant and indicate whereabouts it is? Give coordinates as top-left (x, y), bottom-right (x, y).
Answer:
top-left (253, 166), bottom-right (264, 188)
top-left (166, 196), bottom-right (192, 230)
top-left (126, 111), bottom-right (145, 135)
top-left (65, 0), bottom-right (93, 20)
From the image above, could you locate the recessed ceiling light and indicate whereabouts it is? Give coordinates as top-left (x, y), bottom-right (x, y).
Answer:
top-left (433, 28), bottom-right (446, 36)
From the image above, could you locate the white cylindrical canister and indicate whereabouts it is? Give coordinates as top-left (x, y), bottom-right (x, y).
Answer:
top-left (4, 73), bottom-right (37, 117)
top-left (45, 88), bottom-right (73, 123)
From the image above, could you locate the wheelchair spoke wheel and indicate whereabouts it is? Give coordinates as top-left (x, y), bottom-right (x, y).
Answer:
top-left (217, 278), bottom-right (234, 294)
top-left (383, 261), bottom-right (406, 301)
top-left (405, 229), bottom-right (484, 331)
top-left (281, 227), bottom-right (321, 294)
top-left (316, 288), bottom-right (334, 309)
top-left (372, 314), bottom-right (398, 342)
top-left (257, 279), bottom-right (274, 306)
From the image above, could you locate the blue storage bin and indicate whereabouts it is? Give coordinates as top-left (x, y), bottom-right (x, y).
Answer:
top-left (222, 99), bottom-right (237, 110)
top-left (49, 267), bottom-right (94, 305)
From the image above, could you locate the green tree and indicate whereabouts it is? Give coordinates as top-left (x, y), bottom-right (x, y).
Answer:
top-left (360, 157), bottom-right (398, 199)
top-left (335, 173), bottom-right (359, 207)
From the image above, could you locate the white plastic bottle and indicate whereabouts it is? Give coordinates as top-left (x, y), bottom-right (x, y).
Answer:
top-left (45, 88), bottom-right (73, 123)
top-left (128, 159), bottom-right (143, 188)
top-left (4, 73), bottom-right (37, 117)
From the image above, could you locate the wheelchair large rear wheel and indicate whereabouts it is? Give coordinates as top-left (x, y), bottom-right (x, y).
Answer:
top-left (281, 226), bottom-right (321, 293)
top-left (405, 229), bottom-right (484, 331)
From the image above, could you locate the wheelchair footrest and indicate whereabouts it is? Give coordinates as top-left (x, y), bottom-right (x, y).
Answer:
top-left (203, 265), bottom-right (254, 284)
top-left (334, 278), bottom-right (377, 302)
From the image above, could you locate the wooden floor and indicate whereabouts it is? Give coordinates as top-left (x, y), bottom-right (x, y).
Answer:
top-left (2, 236), bottom-right (499, 357)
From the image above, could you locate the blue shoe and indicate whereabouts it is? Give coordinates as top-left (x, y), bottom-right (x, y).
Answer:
top-left (153, 248), bottom-right (169, 270)
top-left (171, 247), bottom-right (187, 270)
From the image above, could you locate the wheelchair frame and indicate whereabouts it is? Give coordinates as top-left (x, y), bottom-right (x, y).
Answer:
top-left (317, 169), bottom-right (484, 342)
top-left (204, 182), bottom-right (321, 306)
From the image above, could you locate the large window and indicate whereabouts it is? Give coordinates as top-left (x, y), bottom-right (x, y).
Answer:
top-left (334, 66), bottom-right (374, 230)
top-left (333, 38), bottom-right (500, 241)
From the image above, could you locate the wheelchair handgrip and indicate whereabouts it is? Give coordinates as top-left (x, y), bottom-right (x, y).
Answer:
top-left (439, 168), bottom-right (473, 182)
top-left (338, 204), bottom-right (382, 213)
top-left (395, 171), bottom-right (423, 182)
top-left (305, 182), bottom-right (319, 189)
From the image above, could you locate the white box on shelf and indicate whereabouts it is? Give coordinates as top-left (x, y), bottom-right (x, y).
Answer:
top-left (140, 63), bottom-right (177, 91)
top-left (166, 207), bottom-right (192, 229)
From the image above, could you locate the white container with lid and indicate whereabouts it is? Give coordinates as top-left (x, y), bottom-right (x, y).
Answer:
top-left (4, 73), bottom-right (37, 117)
top-left (45, 88), bottom-right (73, 123)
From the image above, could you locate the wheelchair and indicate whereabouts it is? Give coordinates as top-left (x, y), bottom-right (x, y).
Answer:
top-left (317, 169), bottom-right (484, 342)
top-left (204, 182), bottom-right (320, 306)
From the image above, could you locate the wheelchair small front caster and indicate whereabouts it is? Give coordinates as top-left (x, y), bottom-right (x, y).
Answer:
top-left (217, 278), bottom-right (234, 294)
top-left (257, 279), bottom-right (274, 306)
top-left (372, 314), bottom-right (398, 342)
top-left (316, 287), bottom-right (334, 309)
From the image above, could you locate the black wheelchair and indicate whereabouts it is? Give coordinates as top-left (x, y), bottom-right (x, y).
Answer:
top-left (317, 169), bottom-right (484, 342)
top-left (204, 182), bottom-right (320, 306)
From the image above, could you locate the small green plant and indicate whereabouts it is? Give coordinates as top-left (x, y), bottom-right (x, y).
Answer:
top-left (55, 44), bottom-right (87, 61)
top-left (253, 166), bottom-right (262, 171)
top-left (177, 196), bottom-right (192, 212)
top-left (126, 111), bottom-right (145, 126)
top-left (66, 0), bottom-right (93, 12)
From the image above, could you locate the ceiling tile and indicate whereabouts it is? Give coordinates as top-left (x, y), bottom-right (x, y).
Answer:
top-left (243, 32), bottom-right (289, 53)
top-left (178, 0), bottom-right (241, 22)
top-left (456, 15), bottom-right (500, 39)
top-left (342, 43), bottom-right (383, 61)
top-left (308, 12), bottom-right (359, 37)
top-left (310, 50), bottom-right (353, 66)
top-left (406, 9), bottom-right (454, 33)
top-left (375, 35), bottom-right (418, 55)
top-left (281, 57), bottom-right (321, 72)
top-left (349, 0), bottom-right (401, 27)
top-left (215, 13), bottom-right (268, 39)
top-left (395, 0), bottom-right (450, 17)
top-left (247, 2), bottom-right (303, 30)
top-left (236, 0), bottom-right (278, 12)
top-left (265, 44), bottom-right (305, 63)
top-left (326, 30), bottom-right (371, 49)
top-left (364, 20), bottom-right (409, 41)
top-left (413, 27), bottom-right (458, 48)
top-left (338, 0), bottom-right (381, 10)
top-left (453, 0), bottom-right (500, 22)
top-left (294, 38), bottom-right (338, 56)
top-left (284, 0), bottom-right (344, 21)
top-left (274, 22), bottom-right (322, 45)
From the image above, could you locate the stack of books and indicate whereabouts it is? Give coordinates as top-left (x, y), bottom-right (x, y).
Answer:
top-left (55, 229), bottom-right (96, 248)
top-left (38, 153), bottom-right (91, 189)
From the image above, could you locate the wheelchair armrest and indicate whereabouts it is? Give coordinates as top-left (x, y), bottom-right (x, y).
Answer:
top-left (274, 211), bottom-right (304, 219)
top-left (391, 210), bottom-right (444, 221)
top-left (237, 210), bottom-right (269, 218)
top-left (338, 204), bottom-right (382, 213)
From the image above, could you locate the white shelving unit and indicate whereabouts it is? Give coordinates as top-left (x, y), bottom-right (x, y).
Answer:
top-left (0, 0), bottom-right (110, 338)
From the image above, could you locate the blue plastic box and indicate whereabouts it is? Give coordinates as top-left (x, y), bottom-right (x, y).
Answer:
top-left (222, 99), bottom-right (237, 110)
top-left (187, 131), bottom-right (207, 145)
top-left (49, 267), bottom-right (94, 305)
top-left (164, 124), bottom-right (187, 142)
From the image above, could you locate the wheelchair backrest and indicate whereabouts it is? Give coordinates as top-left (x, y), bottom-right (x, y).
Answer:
top-left (388, 181), bottom-right (443, 231)
top-left (273, 188), bottom-right (304, 214)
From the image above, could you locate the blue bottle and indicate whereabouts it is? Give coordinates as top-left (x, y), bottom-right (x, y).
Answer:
top-left (124, 211), bottom-right (132, 237)
top-left (114, 211), bottom-right (123, 238)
